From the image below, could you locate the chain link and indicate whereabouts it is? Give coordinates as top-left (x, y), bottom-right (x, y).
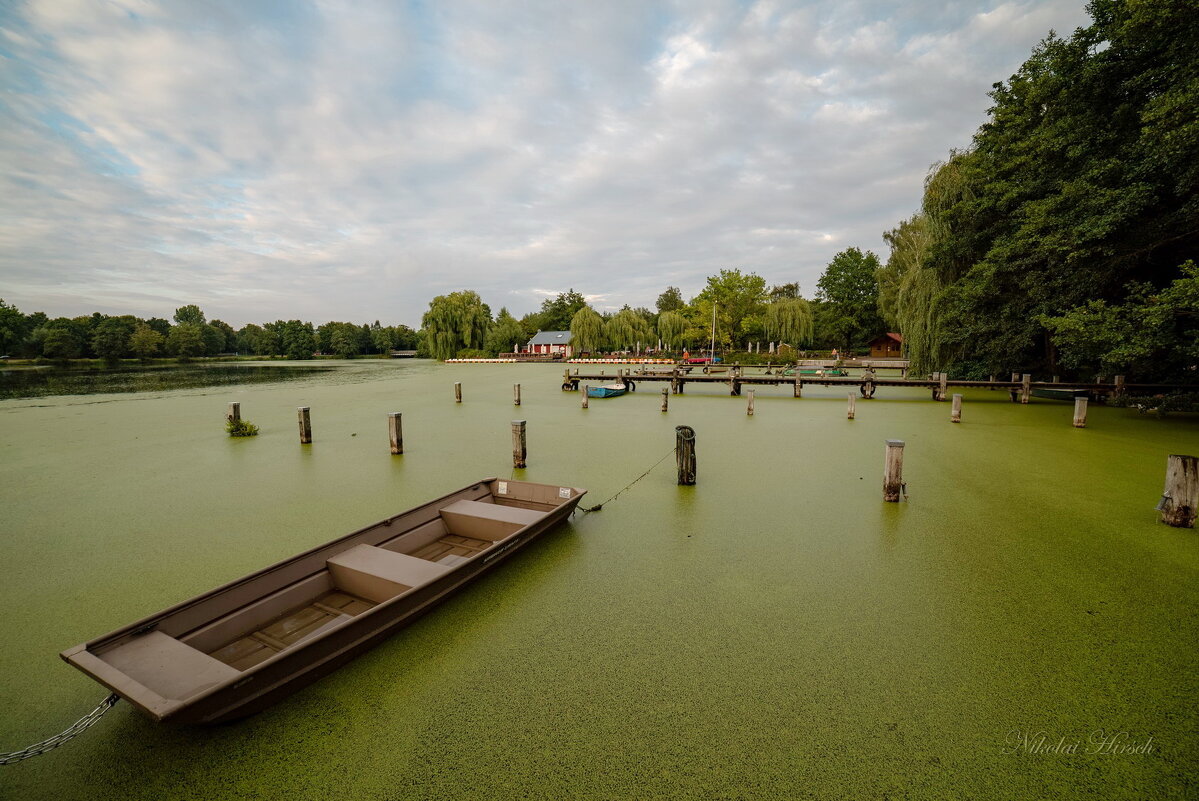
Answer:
top-left (0, 693), bottom-right (120, 765)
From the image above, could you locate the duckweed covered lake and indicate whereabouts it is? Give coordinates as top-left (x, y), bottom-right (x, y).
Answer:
top-left (1, 360), bottom-right (1196, 800)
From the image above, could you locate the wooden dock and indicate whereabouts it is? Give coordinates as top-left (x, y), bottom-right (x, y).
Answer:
top-left (560, 366), bottom-right (1186, 402)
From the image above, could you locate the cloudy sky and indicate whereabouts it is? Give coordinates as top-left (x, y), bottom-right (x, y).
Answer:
top-left (1, 0), bottom-right (1092, 327)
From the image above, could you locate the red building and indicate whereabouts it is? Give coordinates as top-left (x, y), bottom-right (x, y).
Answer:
top-left (867, 332), bottom-right (903, 358)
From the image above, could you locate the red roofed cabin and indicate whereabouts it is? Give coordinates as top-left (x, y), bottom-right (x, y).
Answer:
top-left (868, 333), bottom-right (903, 358)
top-left (525, 331), bottom-right (573, 359)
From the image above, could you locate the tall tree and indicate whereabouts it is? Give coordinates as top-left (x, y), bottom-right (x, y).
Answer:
top-left (129, 324), bottom-right (164, 359)
top-left (486, 308), bottom-right (527, 356)
top-left (764, 299), bottom-right (814, 346)
top-left (657, 311), bottom-right (687, 350)
top-left (603, 309), bottom-right (653, 351)
top-left (569, 306), bottom-right (605, 354)
top-left (534, 289), bottom-right (588, 331)
top-left (656, 286), bottom-right (685, 313)
top-left (692, 269), bottom-right (768, 348)
top-left (173, 305), bottom-right (206, 326)
top-left (421, 291), bottom-right (491, 360)
top-left (815, 248), bottom-right (884, 348)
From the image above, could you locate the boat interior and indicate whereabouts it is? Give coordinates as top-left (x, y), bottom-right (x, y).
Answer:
top-left (76, 479), bottom-right (579, 705)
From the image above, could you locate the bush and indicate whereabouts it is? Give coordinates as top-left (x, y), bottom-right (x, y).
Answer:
top-left (454, 348), bottom-right (489, 359)
top-left (226, 418), bottom-right (259, 437)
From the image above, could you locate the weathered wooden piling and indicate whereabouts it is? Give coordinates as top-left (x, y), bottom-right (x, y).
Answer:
top-left (1009, 372), bottom-right (1021, 402)
top-left (297, 406), bottom-right (312, 443)
top-left (1021, 374), bottom-right (1032, 404)
top-left (746, 390), bottom-right (755, 416)
top-left (661, 387), bottom-right (669, 412)
top-left (884, 440), bottom-right (905, 502)
top-left (388, 412), bottom-right (403, 454)
top-left (582, 387), bottom-right (589, 409)
top-left (938, 372), bottom-right (948, 402)
top-left (513, 383), bottom-right (521, 406)
top-left (1161, 455), bottom-right (1198, 527)
top-left (951, 393), bottom-right (962, 423)
top-left (989, 375), bottom-right (996, 390)
top-left (511, 420), bottom-right (527, 468)
top-left (793, 374), bottom-right (802, 398)
top-left (454, 382), bottom-right (462, 403)
top-left (1073, 397), bottom-right (1088, 428)
top-left (226, 402), bottom-right (240, 423)
top-left (675, 425), bottom-right (696, 485)
top-left (847, 393), bottom-right (856, 420)
top-left (1115, 375), bottom-right (1126, 397)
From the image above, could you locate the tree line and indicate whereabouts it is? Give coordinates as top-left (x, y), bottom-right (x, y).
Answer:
top-left (876, 0), bottom-right (1197, 381)
top-left (0, 301), bottom-right (419, 361)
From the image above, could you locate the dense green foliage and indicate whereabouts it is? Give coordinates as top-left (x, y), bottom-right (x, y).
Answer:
top-left (226, 418), bottom-right (259, 437)
top-left (421, 291), bottom-right (491, 360)
top-left (883, 0), bottom-right (1198, 379)
top-left (815, 248), bottom-right (883, 349)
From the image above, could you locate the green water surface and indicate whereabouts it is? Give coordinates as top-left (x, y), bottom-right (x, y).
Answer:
top-left (0, 361), bottom-right (1195, 800)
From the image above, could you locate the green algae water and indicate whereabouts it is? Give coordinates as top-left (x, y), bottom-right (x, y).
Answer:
top-left (1, 361), bottom-right (1196, 800)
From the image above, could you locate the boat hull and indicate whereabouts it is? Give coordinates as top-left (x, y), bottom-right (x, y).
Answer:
top-left (61, 479), bottom-right (584, 725)
top-left (587, 384), bottom-right (627, 398)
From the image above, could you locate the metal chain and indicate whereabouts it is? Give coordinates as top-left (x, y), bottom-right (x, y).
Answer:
top-left (581, 447), bottom-right (676, 512)
top-left (0, 693), bottom-right (120, 765)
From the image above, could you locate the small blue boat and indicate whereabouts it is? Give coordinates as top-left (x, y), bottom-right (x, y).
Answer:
top-left (587, 383), bottom-right (628, 398)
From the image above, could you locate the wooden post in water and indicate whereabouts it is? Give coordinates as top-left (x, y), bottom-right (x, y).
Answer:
top-left (951, 394), bottom-right (962, 423)
top-left (454, 382), bottom-right (462, 403)
top-left (884, 440), bottom-right (905, 502)
top-left (1114, 375), bottom-right (1126, 397)
top-left (388, 412), bottom-right (403, 454)
top-left (746, 390), bottom-right (755, 416)
top-left (297, 406), bottom-right (312, 443)
top-left (793, 374), bottom-right (802, 398)
top-left (226, 402), bottom-right (240, 423)
top-left (938, 372), bottom-right (948, 401)
top-left (513, 383), bottom-right (521, 406)
top-left (1053, 375), bottom-right (1060, 383)
top-left (1021, 374), bottom-right (1032, 404)
top-left (675, 425), bottom-right (696, 485)
top-left (989, 375), bottom-right (995, 390)
top-left (511, 420), bottom-right (527, 468)
top-left (1160, 455), bottom-right (1198, 528)
top-left (1073, 397), bottom-right (1088, 428)
top-left (1009, 372), bottom-right (1020, 402)
top-left (847, 393), bottom-right (856, 420)
top-left (661, 387), bottom-right (669, 412)
top-left (582, 386), bottom-right (589, 409)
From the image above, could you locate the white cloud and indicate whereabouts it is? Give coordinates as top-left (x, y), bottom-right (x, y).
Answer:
top-left (0, 0), bottom-right (1092, 325)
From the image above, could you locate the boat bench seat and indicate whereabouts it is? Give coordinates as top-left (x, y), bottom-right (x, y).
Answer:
top-left (327, 544), bottom-right (453, 604)
top-left (100, 631), bottom-right (241, 700)
top-left (439, 499), bottom-right (543, 542)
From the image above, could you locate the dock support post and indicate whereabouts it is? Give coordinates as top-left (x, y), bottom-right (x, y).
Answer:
top-left (1073, 397), bottom-right (1088, 428)
top-left (746, 390), bottom-right (754, 416)
top-left (938, 372), bottom-right (948, 401)
top-left (454, 382), bottom-right (462, 403)
top-left (794, 375), bottom-right (802, 398)
top-left (1161, 455), bottom-right (1198, 527)
top-left (675, 425), bottom-right (696, 485)
top-left (1115, 375), bottom-right (1126, 397)
top-left (951, 394), bottom-right (962, 423)
top-left (1009, 372), bottom-right (1020, 402)
top-left (226, 402), bottom-right (240, 423)
top-left (730, 380), bottom-right (741, 396)
top-left (514, 383), bottom-right (521, 406)
top-left (388, 412), bottom-right (403, 454)
top-left (582, 387), bottom-right (589, 409)
top-left (297, 406), bottom-right (312, 443)
top-left (661, 387), bottom-right (669, 412)
top-left (1021, 374), bottom-right (1032, 404)
top-left (1053, 375), bottom-right (1061, 383)
top-left (847, 393), bottom-right (856, 420)
top-left (884, 440), bottom-right (905, 502)
top-left (511, 420), bottom-right (527, 468)
top-left (989, 375), bottom-right (995, 390)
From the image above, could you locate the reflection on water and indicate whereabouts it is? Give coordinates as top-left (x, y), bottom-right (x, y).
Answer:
top-left (0, 363), bottom-right (336, 400)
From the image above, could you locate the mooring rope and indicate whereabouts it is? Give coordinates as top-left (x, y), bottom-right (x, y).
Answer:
top-left (0, 693), bottom-right (120, 765)
top-left (580, 447), bottom-right (676, 512)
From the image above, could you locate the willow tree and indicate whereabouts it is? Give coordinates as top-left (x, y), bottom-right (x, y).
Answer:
top-left (603, 309), bottom-right (653, 351)
top-left (421, 290), bottom-right (491, 360)
top-left (656, 311), bottom-right (687, 350)
top-left (763, 298), bottom-right (813, 347)
top-left (569, 306), bottom-right (605, 354)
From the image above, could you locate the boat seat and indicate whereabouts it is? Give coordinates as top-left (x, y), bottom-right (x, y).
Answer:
top-left (439, 499), bottom-right (543, 542)
top-left (327, 544), bottom-right (453, 604)
top-left (100, 631), bottom-right (241, 700)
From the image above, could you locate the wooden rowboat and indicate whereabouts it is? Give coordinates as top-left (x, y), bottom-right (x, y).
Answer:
top-left (61, 478), bottom-right (586, 724)
top-left (587, 383), bottom-right (628, 398)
